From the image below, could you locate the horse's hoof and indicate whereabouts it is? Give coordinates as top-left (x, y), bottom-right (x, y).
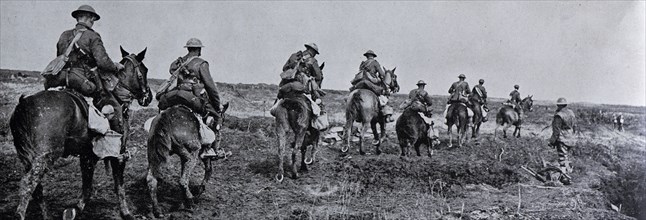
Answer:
top-left (122, 214), bottom-right (136, 220)
top-left (63, 208), bottom-right (77, 220)
top-left (299, 166), bottom-right (309, 173)
top-left (275, 174), bottom-right (284, 182)
top-left (291, 173), bottom-right (299, 179)
top-left (184, 198), bottom-right (195, 210)
top-left (154, 212), bottom-right (165, 219)
top-left (376, 150), bottom-right (382, 155)
top-left (196, 185), bottom-right (206, 197)
top-left (359, 151), bottom-right (366, 155)
top-left (153, 207), bottom-right (165, 218)
top-left (304, 157), bottom-right (313, 165)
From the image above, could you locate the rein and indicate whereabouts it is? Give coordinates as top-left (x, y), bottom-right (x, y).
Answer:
top-left (116, 54), bottom-right (146, 99)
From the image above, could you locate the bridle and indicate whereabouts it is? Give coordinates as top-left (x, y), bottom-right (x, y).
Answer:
top-left (117, 54), bottom-right (148, 100)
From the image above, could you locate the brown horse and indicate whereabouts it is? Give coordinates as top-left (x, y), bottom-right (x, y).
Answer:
top-left (342, 67), bottom-right (399, 155)
top-left (145, 103), bottom-right (229, 218)
top-left (395, 107), bottom-right (440, 157)
top-left (446, 102), bottom-right (470, 148)
top-left (495, 95), bottom-right (534, 138)
top-left (273, 95), bottom-right (320, 182)
top-left (9, 47), bottom-right (151, 220)
top-left (469, 91), bottom-right (487, 138)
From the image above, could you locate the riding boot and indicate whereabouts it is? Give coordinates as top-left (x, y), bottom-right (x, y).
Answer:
top-left (200, 117), bottom-right (231, 160)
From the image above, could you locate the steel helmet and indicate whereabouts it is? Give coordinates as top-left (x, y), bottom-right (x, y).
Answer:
top-left (556, 97), bottom-right (568, 105)
top-left (304, 43), bottom-right (319, 54)
top-left (479, 79), bottom-right (485, 83)
top-left (363, 50), bottom-right (377, 57)
top-left (416, 80), bottom-right (426, 85)
top-left (458, 74), bottom-right (466, 78)
top-left (72, 5), bottom-right (100, 20)
top-left (514, 84), bottom-right (520, 89)
top-left (184, 38), bottom-right (204, 48)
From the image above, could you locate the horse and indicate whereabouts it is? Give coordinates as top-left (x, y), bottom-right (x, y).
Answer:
top-left (469, 92), bottom-right (486, 138)
top-left (273, 63), bottom-right (326, 182)
top-left (395, 107), bottom-right (440, 157)
top-left (145, 103), bottom-right (229, 218)
top-left (495, 95), bottom-right (534, 138)
top-left (273, 95), bottom-right (320, 182)
top-left (342, 67), bottom-right (400, 155)
top-left (445, 102), bottom-right (470, 148)
top-left (9, 47), bottom-right (152, 220)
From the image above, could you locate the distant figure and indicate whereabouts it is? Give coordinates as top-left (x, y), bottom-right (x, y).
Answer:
top-left (471, 79), bottom-right (488, 121)
top-left (350, 50), bottom-right (395, 122)
top-left (614, 114), bottom-right (624, 131)
top-left (405, 80), bottom-right (434, 121)
top-left (548, 97), bottom-right (577, 185)
top-left (506, 84), bottom-right (523, 117)
top-left (444, 74), bottom-right (472, 126)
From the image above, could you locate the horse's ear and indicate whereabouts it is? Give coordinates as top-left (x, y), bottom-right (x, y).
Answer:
top-left (136, 47), bottom-right (147, 62)
top-left (319, 62), bottom-right (325, 70)
top-left (383, 66), bottom-right (387, 72)
top-left (120, 46), bottom-right (129, 58)
top-left (392, 67), bottom-right (396, 73)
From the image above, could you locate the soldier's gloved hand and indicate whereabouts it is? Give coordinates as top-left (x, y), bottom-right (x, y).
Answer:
top-left (114, 62), bottom-right (125, 71)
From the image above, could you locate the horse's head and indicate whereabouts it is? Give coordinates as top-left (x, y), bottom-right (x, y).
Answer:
top-left (119, 46), bottom-right (152, 106)
top-left (522, 95), bottom-right (534, 112)
top-left (382, 66), bottom-right (400, 93)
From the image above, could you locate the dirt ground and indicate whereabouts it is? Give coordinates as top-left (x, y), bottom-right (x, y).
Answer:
top-left (1, 77), bottom-right (645, 220)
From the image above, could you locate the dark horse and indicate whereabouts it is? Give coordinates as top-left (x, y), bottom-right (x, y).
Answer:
top-left (342, 67), bottom-right (399, 155)
top-left (9, 47), bottom-right (152, 220)
top-left (469, 93), bottom-right (486, 138)
top-left (146, 103), bottom-right (229, 217)
top-left (273, 63), bottom-right (325, 182)
top-left (495, 95), bottom-right (534, 138)
top-left (395, 107), bottom-right (440, 157)
top-left (446, 102), bottom-right (470, 148)
top-left (274, 95), bottom-right (320, 182)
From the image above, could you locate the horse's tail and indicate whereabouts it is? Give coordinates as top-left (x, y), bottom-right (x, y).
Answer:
top-left (346, 91), bottom-right (363, 122)
top-left (10, 95), bottom-right (37, 170)
top-left (281, 97), bottom-right (310, 129)
top-left (147, 113), bottom-right (172, 167)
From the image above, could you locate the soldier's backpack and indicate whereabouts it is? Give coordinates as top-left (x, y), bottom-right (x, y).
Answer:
top-left (281, 52), bottom-right (305, 80)
top-left (42, 30), bottom-right (85, 76)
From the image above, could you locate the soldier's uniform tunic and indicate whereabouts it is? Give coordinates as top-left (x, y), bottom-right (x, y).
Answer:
top-left (549, 106), bottom-right (577, 173)
top-left (167, 55), bottom-right (221, 114)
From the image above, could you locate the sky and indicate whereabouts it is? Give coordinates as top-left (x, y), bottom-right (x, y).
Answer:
top-left (1, 1), bottom-right (644, 106)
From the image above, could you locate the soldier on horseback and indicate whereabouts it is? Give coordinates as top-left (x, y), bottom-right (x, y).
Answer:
top-left (470, 79), bottom-right (489, 122)
top-left (507, 84), bottom-right (523, 117)
top-left (43, 5), bottom-right (126, 148)
top-left (548, 97), bottom-right (577, 185)
top-left (404, 80), bottom-right (434, 128)
top-left (444, 74), bottom-right (473, 126)
top-left (271, 43), bottom-right (327, 128)
top-left (350, 50), bottom-right (395, 122)
top-left (156, 38), bottom-right (228, 159)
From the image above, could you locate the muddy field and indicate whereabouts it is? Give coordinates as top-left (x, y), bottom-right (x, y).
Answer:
top-left (1, 75), bottom-right (645, 220)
